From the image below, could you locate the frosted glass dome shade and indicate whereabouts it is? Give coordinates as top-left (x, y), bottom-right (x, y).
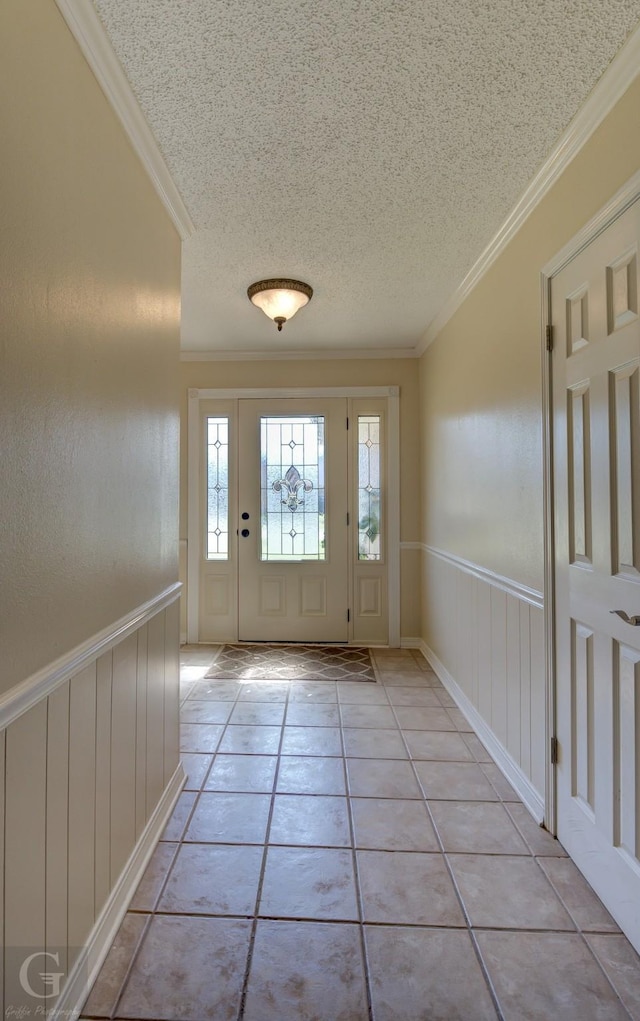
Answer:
top-left (248, 279), bottom-right (313, 330)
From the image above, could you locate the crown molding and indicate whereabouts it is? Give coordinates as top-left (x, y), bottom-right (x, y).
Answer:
top-left (55, 0), bottom-right (194, 240)
top-left (180, 346), bottom-right (419, 361)
top-left (417, 21), bottom-right (640, 355)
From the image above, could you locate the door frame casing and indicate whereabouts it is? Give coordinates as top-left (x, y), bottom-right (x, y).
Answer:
top-left (541, 169), bottom-right (640, 836)
top-left (187, 386), bottom-right (401, 646)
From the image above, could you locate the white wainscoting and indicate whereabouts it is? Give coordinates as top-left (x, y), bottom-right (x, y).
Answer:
top-left (0, 586), bottom-right (185, 1018)
top-left (420, 545), bottom-right (546, 822)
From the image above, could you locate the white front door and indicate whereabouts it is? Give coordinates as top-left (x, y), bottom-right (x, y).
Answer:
top-left (237, 397), bottom-right (349, 642)
top-left (551, 196), bottom-right (640, 951)
top-left (190, 390), bottom-right (394, 646)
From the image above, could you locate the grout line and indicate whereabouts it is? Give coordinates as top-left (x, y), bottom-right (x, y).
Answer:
top-left (235, 682), bottom-right (291, 1021)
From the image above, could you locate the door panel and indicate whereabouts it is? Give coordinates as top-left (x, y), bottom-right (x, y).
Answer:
top-left (552, 197), bottom-right (640, 952)
top-left (238, 398), bottom-right (349, 642)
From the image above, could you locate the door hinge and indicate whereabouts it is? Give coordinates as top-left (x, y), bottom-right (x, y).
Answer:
top-left (347, 609), bottom-right (351, 622)
top-left (545, 324), bottom-right (553, 352)
top-left (346, 416), bottom-right (349, 430)
top-left (550, 736), bottom-right (559, 765)
top-left (346, 512), bottom-right (350, 526)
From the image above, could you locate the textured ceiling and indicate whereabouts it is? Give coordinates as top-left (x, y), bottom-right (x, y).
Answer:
top-left (93, 0), bottom-right (640, 353)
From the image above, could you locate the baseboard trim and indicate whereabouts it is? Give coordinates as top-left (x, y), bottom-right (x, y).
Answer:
top-left (422, 544), bottom-right (544, 609)
top-left (59, 763), bottom-right (186, 1020)
top-left (418, 640), bottom-right (545, 823)
top-left (0, 583), bottom-right (182, 730)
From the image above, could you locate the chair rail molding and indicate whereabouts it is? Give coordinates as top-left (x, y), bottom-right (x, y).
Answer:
top-left (421, 544), bottom-right (544, 609)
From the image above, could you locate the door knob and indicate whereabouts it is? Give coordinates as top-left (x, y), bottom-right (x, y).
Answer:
top-left (610, 610), bottom-right (640, 626)
top-left (241, 528), bottom-right (250, 537)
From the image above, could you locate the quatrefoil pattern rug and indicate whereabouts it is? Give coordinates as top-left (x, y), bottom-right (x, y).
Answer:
top-left (205, 644), bottom-right (376, 682)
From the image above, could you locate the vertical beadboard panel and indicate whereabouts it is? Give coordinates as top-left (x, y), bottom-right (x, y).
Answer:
top-left (68, 664), bottom-right (98, 966)
top-left (135, 624), bottom-right (149, 837)
top-left (164, 601), bottom-right (181, 785)
top-left (146, 611), bottom-right (166, 818)
top-left (95, 650), bottom-right (113, 913)
top-left (456, 569), bottom-right (472, 700)
top-left (477, 582), bottom-right (492, 720)
top-left (530, 606), bottom-right (547, 796)
top-left (46, 682), bottom-right (70, 979)
top-left (490, 588), bottom-right (508, 745)
top-left (506, 594), bottom-right (522, 763)
top-left (519, 601), bottom-right (532, 780)
top-left (110, 633), bottom-right (138, 885)
top-left (4, 701), bottom-right (47, 1009)
top-left (0, 728), bottom-right (5, 1010)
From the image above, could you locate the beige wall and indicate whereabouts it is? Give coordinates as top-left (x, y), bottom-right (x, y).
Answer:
top-left (0, 0), bottom-right (181, 695)
top-left (420, 74), bottom-right (640, 593)
top-left (179, 358), bottom-right (422, 637)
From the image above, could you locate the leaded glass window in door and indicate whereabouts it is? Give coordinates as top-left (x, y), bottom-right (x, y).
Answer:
top-left (358, 415), bottom-right (381, 560)
top-left (206, 416), bottom-right (229, 559)
top-left (260, 416), bottom-right (325, 560)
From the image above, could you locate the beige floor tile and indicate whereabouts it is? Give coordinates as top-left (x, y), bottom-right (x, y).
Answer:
top-left (346, 758), bottom-right (422, 799)
top-left (429, 801), bottom-right (529, 854)
top-left (180, 752), bottom-right (213, 790)
top-left (160, 791), bottom-right (197, 841)
top-left (217, 724), bottom-right (282, 754)
top-left (237, 681), bottom-right (291, 702)
top-left (280, 725), bottom-right (343, 755)
top-left (180, 700), bottom-right (233, 724)
top-left (394, 706), bottom-right (457, 731)
top-left (365, 925), bottom-right (498, 1021)
top-left (187, 679), bottom-right (241, 701)
top-left (204, 753), bottom-right (277, 793)
top-left (336, 681), bottom-right (390, 704)
top-left (460, 732), bottom-right (493, 762)
top-left (357, 850), bottom-right (465, 926)
top-left (340, 703), bottom-right (398, 728)
top-left (449, 854), bottom-right (574, 930)
top-left (586, 934), bottom-right (640, 1021)
top-left (259, 846), bottom-right (359, 920)
top-left (116, 915), bottom-right (252, 1021)
top-left (506, 803), bottom-right (568, 856)
top-left (129, 843), bottom-right (178, 911)
top-left (378, 672), bottom-right (434, 687)
top-left (185, 791), bottom-right (271, 843)
top-left (343, 727), bottom-right (407, 759)
top-left (446, 706), bottom-right (474, 731)
top-left (243, 920), bottom-right (369, 1021)
top-left (83, 913), bottom-right (149, 1017)
top-left (289, 681), bottom-right (338, 703)
top-left (404, 730), bottom-right (474, 761)
top-left (285, 702), bottom-right (341, 726)
top-left (538, 857), bottom-right (620, 932)
top-left (476, 931), bottom-right (629, 1020)
top-left (270, 794), bottom-right (351, 847)
top-left (415, 760), bottom-right (499, 801)
top-left (479, 762), bottom-right (521, 801)
top-left (179, 722), bottom-right (224, 753)
top-left (385, 685), bottom-right (443, 706)
top-left (436, 690), bottom-right (458, 708)
top-left (158, 843), bottom-right (263, 915)
top-left (228, 700), bottom-right (286, 725)
top-left (276, 755), bottom-right (346, 794)
top-left (351, 798), bottom-right (439, 851)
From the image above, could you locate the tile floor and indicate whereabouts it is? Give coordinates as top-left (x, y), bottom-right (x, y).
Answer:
top-left (82, 648), bottom-right (640, 1021)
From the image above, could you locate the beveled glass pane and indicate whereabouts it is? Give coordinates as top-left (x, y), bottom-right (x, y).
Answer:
top-left (206, 416), bottom-right (229, 560)
top-left (358, 415), bottom-right (381, 560)
top-left (260, 416), bottom-right (325, 561)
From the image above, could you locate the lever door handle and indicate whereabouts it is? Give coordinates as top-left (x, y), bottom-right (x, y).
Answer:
top-left (610, 610), bottom-right (640, 626)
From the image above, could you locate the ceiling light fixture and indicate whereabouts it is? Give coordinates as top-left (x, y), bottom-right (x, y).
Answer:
top-left (247, 278), bottom-right (313, 331)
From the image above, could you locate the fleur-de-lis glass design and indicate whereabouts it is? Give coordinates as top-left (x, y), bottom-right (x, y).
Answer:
top-left (272, 464), bottom-right (313, 511)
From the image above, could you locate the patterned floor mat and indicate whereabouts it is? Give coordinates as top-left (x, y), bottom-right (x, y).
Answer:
top-left (204, 644), bottom-right (376, 682)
